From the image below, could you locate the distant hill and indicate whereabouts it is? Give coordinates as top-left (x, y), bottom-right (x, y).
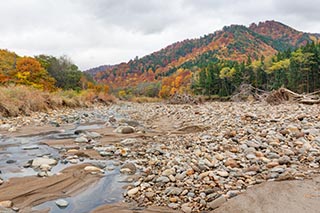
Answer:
top-left (86, 20), bottom-right (320, 89)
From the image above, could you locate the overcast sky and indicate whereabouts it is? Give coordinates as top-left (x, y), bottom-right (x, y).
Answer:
top-left (1, 0), bottom-right (320, 70)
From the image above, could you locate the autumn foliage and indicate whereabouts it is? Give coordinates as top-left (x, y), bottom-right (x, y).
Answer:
top-left (88, 20), bottom-right (319, 98)
top-left (159, 68), bottom-right (192, 98)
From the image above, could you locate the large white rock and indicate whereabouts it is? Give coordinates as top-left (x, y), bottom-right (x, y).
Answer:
top-left (32, 157), bottom-right (57, 168)
top-left (55, 199), bottom-right (69, 208)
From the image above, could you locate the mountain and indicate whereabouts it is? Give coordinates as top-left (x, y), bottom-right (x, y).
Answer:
top-left (87, 20), bottom-right (320, 89)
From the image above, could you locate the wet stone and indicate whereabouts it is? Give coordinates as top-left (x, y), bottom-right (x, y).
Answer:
top-left (120, 163), bottom-right (137, 175)
top-left (55, 199), bottom-right (69, 208)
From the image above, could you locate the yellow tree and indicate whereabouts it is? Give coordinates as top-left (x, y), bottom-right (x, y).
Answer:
top-left (13, 57), bottom-right (56, 91)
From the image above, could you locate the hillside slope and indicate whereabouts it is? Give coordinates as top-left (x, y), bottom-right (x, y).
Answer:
top-left (87, 20), bottom-right (320, 89)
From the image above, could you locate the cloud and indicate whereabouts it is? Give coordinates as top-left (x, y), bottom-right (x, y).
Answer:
top-left (0, 0), bottom-right (319, 70)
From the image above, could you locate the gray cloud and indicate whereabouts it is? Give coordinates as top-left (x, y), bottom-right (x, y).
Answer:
top-left (0, 0), bottom-right (319, 70)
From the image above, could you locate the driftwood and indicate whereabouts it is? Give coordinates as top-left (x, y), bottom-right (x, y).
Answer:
top-left (231, 84), bottom-right (320, 105)
top-left (265, 88), bottom-right (320, 105)
top-left (231, 84), bottom-right (269, 102)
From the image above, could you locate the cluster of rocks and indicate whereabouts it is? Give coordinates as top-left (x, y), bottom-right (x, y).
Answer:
top-left (106, 102), bottom-right (320, 212)
top-left (2, 102), bottom-right (320, 212)
top-left (0, 104), bottom-right (122, 131)
top-left (28, 157), bottom-right (58, 177)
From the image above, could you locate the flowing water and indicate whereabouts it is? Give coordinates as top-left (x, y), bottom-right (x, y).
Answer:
top-left (0, 120), bottom-right (128, 213)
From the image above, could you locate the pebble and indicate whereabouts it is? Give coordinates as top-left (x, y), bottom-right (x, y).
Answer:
top-left (3, 102), bottom-right (320, 212)
top-left (127, 187), bottom-right (140, 196)
top-left (74, 136), bottom-right (88, 143)
top-left (55, 199), bottom-right (69, 208)
top-left (225, 159), bottom-right (239, 168)
top-left (32, 157), bottom-right (57, 168)
top-left (84, 166), bottom-right (103, 173)
top-left (278, 156), bottom-right (291, 165)
top-left (217, 171), bottom-right (229, 177)
top-left (39, 164), bottom-right (52, 171)
top-left (181, 203), bottom-right (192, 213)
top-left (22, 145), bottom-right (39, 150)
top-left (120, 163), bottom-right (136, 175)
top-left (168, 203), bottom-right (179, 209)
top-left (156, 176), bottom-right (170, 183)
top-left (0, 200), bottom-right (13, 208)
top-left (114, 126), bottom-right (135, 134)
top-left (145, 192), bottom-right (155, 200)
top-left (165, 187), bottom-right (183, 196)
top-left (162, 168), bottom-right (175, 176)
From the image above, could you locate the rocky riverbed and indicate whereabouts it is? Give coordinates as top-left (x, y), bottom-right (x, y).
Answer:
top-left (0, 102), bottom-right (320, 212)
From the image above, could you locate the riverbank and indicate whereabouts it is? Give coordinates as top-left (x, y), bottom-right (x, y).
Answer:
top-left (0, 102), bottom-right (320, 212)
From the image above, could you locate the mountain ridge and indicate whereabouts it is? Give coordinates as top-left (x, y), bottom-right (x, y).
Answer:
top-left (86, 20), bottom-right (320, 89)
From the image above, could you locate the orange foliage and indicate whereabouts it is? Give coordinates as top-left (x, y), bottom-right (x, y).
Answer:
top-left (159, 68), bottom-right (192, 98)
top-left (13, 57), bottom-right (56, 91)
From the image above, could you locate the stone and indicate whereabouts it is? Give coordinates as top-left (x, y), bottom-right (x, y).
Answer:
top-left (69, 159), bottom-right (78, 164)
top-left (199, 171), bottom-right (213, 179)
top-left (217, 171), bottom-right (229, 177)
top-left (22, 145), bottom-right (39, 150)
top-left (8, 127), bottom-right (17, 132)
top-left (127, 187), bottom-right (140, 196)
top-left (100, 151), bottom-right (113, 157)
top-left (86, 132), bottom-right (101, 139)
top-left (267, 152), bottom-right (280, 159)
top-left (181, 203), bottom-right (192, 213)
top-left (55, 199), bottom-right (69, 208)
top-left (168, 203), bottom-right (179, 209)
top-left (120, 138), bottom-right (138, 145)
top-left (0, 124), bottom-right (11, 130)
top-left (270, 166), bottom-right (285, 173)
top-left (226, 190), bottom-right (239, 198)
top-left (246, 153), bottom-right (256, 160)
top-left (162, 168), bottom-right (175, 176)
top-left (32, 157), bottom-right (57, 168)
top-left (6, 160), bottom-right (16, 164)
top-left (169, 197), bottom-right (179, 203)
top-left (84, 166), bottom-right (103, 173)
top-left (74, 136), bottom-right (88, 143)
top-left (266, 161), bottom-right (279, 168)
top-left (165, 187), bottom-right (183, 196)
top-left (207, 195), bottom-right (227, 209)
top-left (38, 171), bottom-right (49, 177)
top-left (278, 155), bottom-right (291, 165)
top-left (0, 179), bottom-right (3, 185)
top-left (176, 172), bottom-right (186, 180)
top-left (145, 192), bottom-right (155, 200)
top-left (114, 126), bottom-right (135, 134)
top-left (283, 149), bottom-right (295, 156)
top-left (120, 163), bottom-right (136, 175)
top-left (225, 159), bottom-right (239, 168)
top-left (0, 200), bottom-right (13, 208)
top-left (156, 176), bottom-right (170, 183)
top-left (40, 164), bottom-right (52, 171)
top-left (168, 174), bottom-right (176, 182)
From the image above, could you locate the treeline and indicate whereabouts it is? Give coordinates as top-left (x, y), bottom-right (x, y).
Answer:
top-left (0, 50), bottom-right (96, 91)
top-left (192, 42), bottom-right (320, 96)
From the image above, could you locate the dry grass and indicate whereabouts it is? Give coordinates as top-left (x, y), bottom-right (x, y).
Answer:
top-left (0, 86), bottom-right (116, 117)
top-left (130, 96), bottom-right (162, 103)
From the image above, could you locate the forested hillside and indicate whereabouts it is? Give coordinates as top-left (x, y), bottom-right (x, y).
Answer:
top-left (87, 20), bottom-right (320, 98)
top-left (0, 50), bottom-right (94, 91)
